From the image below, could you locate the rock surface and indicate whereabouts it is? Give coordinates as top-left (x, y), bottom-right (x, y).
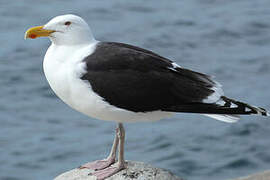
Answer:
top-left (231, 170), bottom-right (270, 180)
top-left (54, 161), bottom-right (183, 180)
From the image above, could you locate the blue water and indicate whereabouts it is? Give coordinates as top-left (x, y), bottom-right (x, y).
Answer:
top-left (1, 1), bottom-right (270, 180)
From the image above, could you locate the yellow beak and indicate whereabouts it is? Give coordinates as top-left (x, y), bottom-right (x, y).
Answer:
top-left (24, 25), bottom-right (55, 39)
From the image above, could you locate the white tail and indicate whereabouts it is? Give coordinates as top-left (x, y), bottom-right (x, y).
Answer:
top-left (204, 114), bottom-right (240, 123)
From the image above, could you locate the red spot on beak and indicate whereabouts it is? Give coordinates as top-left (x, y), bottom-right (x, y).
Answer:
top-left (29, 34), bottom-right (37, 39)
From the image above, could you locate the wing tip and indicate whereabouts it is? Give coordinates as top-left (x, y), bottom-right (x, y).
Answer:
top-left (251, 106), bottom-right (270, 116)
top-left (263, 109), bottom-right (270, 116)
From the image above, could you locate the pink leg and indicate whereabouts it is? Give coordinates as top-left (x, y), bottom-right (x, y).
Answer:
top-left (91, 123), bottom-right (126, 180)
top-left (79, 127), bottom-right (119, 171)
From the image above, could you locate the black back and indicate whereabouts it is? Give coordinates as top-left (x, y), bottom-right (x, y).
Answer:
top-left (81, 42), bottom-right (216, 112)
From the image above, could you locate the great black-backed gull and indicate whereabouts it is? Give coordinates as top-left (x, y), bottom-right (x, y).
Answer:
top-left (25, 14), bottom-right (269, 180)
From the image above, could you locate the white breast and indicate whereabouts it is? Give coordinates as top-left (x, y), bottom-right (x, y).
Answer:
top-left (43, 43), bottom-right (96, 107)
top-left (43, 43), bottom-right (173, 123)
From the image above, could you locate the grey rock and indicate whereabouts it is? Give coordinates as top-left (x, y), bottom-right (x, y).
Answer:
top-left (54, 161), bottom-right (183, 180)
top-left (230, 170), bottom-right (270, 180)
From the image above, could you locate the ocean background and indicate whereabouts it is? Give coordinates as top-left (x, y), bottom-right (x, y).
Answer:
top-left (1, 0), bottom-right (270, 180)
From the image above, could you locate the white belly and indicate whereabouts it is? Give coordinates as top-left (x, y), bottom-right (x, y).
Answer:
top-left (43, 44), bottom-right (173, 123)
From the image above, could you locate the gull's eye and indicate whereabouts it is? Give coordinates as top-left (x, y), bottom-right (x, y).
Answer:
top-left (64, 21), bottom-right (71, 26)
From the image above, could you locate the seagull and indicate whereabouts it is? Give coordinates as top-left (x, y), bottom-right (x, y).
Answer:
top-left (25, 14), bottom-right (269, 180)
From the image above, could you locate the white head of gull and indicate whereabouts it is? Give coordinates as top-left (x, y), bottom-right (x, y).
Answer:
top-left (44, 14), bottom-right (95, 45)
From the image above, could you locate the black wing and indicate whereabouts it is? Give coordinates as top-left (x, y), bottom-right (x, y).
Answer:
top-left (80, 42), bottom-right (218, 112)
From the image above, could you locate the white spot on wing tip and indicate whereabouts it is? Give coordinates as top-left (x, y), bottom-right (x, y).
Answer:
top-left (264, 109), bottom-right (269, 116)
top-left (203, 80), bottom-right (224, 103)
top-left (168, 62), bottom-right (181, 72)
top-left (172, 62), bottom-right (181, 68)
